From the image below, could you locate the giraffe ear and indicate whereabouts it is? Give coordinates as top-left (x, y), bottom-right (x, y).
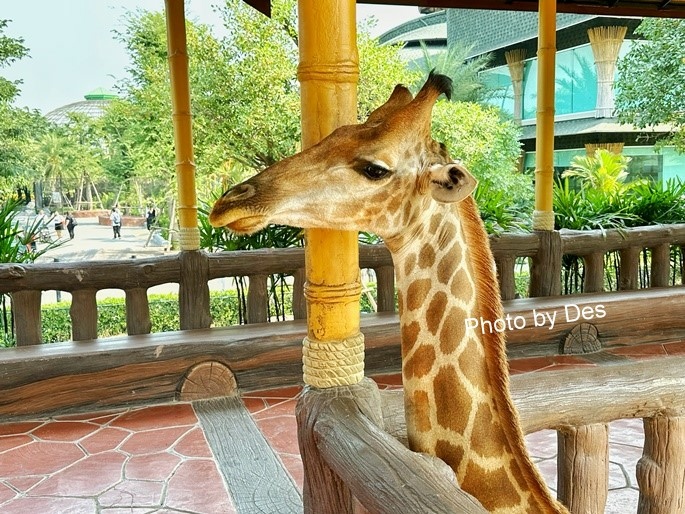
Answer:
top-left (428, 162), bottom-right (478, 204)
top-left (365, 85), bottom-right (413, 126)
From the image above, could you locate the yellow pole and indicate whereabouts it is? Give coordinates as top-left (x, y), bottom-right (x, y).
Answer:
top-left (533, 0), bottom-right (557, 231)
top-left (164, 0), bottom-right (200, 250)
top-left (297, 0), bottom-right (363, 388)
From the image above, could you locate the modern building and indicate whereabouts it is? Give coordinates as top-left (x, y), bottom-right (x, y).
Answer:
top-left (378, 8), bottom-right (447, 67)
top-left (381, 9), bottom-right (683, 184)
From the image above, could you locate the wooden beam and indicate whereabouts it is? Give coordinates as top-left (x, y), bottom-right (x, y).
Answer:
top-left (2, 288), bottom-right (685, 419)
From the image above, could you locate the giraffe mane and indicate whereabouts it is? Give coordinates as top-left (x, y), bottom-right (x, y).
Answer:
top-left (458, 195), bottom-right (565, 512)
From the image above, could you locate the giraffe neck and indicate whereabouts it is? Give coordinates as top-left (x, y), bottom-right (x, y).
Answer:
top-left (388, 197), bottom-right (565, 514)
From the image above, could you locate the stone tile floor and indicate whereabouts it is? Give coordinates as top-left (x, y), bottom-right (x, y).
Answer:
top-left (3, 344), bottom-right (679, 513)
top-left (0, 404), bottom-right (233, 514)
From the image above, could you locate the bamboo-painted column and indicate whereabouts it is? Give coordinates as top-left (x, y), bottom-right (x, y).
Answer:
top-left (164, 0), bottom-right (200, 250)
top-left (297, 0), bottom-right (363, 388)
top-left (165, 0), bottom-right (211, 330)
top-left (533, 0), bottom-right (557, 231)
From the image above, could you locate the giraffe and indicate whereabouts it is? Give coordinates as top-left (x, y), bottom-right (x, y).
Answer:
top-left (209, 72), bottom-right (568, 514)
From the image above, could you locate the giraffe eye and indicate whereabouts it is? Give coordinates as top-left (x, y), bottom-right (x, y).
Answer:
top-left (362, 163), bottom-right (390, 180)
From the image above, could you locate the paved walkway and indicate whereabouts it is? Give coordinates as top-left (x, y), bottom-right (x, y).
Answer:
top-left (34, 217), bottom-right (172, 264)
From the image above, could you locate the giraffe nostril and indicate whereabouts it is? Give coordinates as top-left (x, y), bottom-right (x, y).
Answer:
top-left (223, 183), bottom-right (255, 201)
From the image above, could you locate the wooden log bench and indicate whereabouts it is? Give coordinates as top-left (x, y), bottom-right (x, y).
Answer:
top-left (1, 287), bottom-right (683, 421)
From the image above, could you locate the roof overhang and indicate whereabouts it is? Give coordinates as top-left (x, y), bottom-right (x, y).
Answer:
top-left (243, 0), bottom-right (685, 19)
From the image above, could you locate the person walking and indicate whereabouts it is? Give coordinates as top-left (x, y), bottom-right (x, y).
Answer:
top-left (110, 207), bottom-right (122, 239)
top-left (65, 212), bottom-right (77, 240)
top-left (145, 207), bottom-right (156, 230)
top-left (53, 211), bottom-right (64, 239)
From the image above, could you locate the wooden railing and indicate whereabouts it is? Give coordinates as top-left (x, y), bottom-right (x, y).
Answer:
top-left (2, 223), bottom-right (684, 346)
top-left (301, 356), bottom-right (685, 514)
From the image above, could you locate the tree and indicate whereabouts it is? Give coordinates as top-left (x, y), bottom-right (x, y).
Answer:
top-left (0, 19), bottom-right (28, 103)
top-left (615, 19), bottom-right (685, 150)
top-left (0, 19), bottom-right (47, 192)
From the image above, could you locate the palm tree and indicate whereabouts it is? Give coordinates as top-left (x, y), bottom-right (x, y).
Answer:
top-left (35, 132), bottom-right (79, 206)
top-left (414, 41), bottom-right (493, 103)
top-left (562, 148), bottom-right (631, 193)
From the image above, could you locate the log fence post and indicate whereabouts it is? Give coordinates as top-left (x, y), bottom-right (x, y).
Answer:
top-left (650, 243), bottom-right (671, 288)
top-left (292, 267), bottom-right (307, 320)
top-left (125, 287), bottom-right (152, 335)
top-left (619, 246), bottom-right (640, 291)
top-left (529, 230), bottom-right (562, 297)
top-left (297, 378), bottom-right (384, 514)
top-left (637, 416), bottom-right (685, 514)
top-left (246, 274), bottom-right (269, 324)
top-left (375, 266), bottom-right (395, 312)
top-left (10, 290), bottom-right (42, 346)
top-left (582, 252), bottom-right (605, 293)
top-left (557, 423), bottom-right (609, 514)
top-left (70, 289), bottom-right (98, 341)
top-left (494, 255), bottom-right (516, 300)
top-left (179, 250), bottom-right (211, 329)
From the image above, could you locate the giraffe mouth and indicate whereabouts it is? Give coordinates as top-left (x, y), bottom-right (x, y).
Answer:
top-left (225, 215), bottom-right (269, 235)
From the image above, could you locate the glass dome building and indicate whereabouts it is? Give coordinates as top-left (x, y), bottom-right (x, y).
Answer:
top-left (45, 87), bottom-right (117, 125)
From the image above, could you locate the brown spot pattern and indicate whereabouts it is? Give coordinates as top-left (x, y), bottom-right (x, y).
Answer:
top-left (460, 461), bottom-right (522, 512)
top-left (439, 306), bottom-right (467, 355)
top-left (406, 278), bottom-right (431, 311)
top-left (437, 249), bottom-right (460, 285)
top-left (470, 404), bottom-right (508, 458)
top-left (401, 320), bottom-right (421, 354)
top-left (405, 344), bottom-right (437, 379)
top-left (434, 366), bottom-right (472, 434)
top-left (418, 245), bottom-right (435, 268)
top-left (429, 213), bottom-right (442, 233)
top-left (402, 202), bottom-right (413, 225)
top-left (450, 267), bottom-right (473, 299)
top-left (409, 390), bottom-right (432, 433)
top-left (438, 222), bottom-right (457, 250)
top-left (426, 291), bottom-right (448, 335)
top-left (458, 337), bottom-right (489, 394)
top-left (403, 253), bottom-right (417, 277)
top-left (435, 439), bottom-right (465, 471)
top-left (387, 195), bottom-right (402, 215)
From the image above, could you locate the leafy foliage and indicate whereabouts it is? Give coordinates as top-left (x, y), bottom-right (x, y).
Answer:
top-left (553, 178), bottom-right (636, 230)
top-left (430, 100), bottom-right (532, 227)
top-left (615, 19), bottom-right (685, 150)
top-left (562, 149), bottom-right (630, 194)
top-left (414, 41), bottom-right (493, 103)
top-left (0, 19), bottom-right (28, 103)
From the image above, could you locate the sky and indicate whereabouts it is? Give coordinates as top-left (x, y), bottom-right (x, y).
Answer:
top-left (1, 1), bottom-right (420, 114)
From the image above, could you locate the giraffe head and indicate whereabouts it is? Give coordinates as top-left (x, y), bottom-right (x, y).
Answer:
top-left (209, 72), bottom-right (477, 239)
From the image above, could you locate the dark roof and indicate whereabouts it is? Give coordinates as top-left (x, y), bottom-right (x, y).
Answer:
top-left (379, 9), bottom-right (446, 45)
top-left (360, 0), bottom-right (685, 18)
top-left (446, 10), bottom-right (642, 62)
top-left (519, 116), bottom-right (673, 140)
top-left (244, 0), bottom-right (685, 19)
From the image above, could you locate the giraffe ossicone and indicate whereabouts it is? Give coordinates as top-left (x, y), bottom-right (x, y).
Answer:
top-left (210, 72), bottom-right (568, 514)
